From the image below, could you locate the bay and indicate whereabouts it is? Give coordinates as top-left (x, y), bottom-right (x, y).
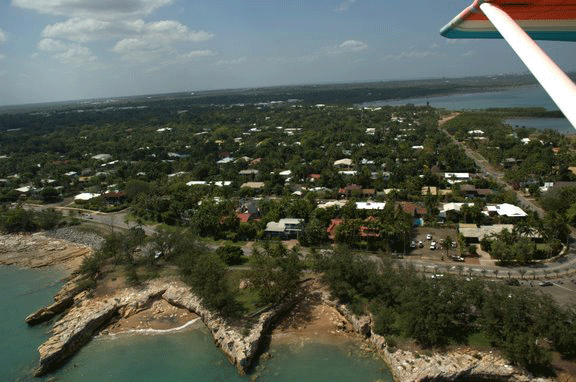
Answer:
top-left (363, 84), bottom-right (574, 134)
top-left (363, 84), bottom-right (559, 110)
top-left (1, 266), bottom-right (393, 382)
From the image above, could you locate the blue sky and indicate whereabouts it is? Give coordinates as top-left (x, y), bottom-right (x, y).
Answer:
top-left (0, 0), bottom-right (574, 105)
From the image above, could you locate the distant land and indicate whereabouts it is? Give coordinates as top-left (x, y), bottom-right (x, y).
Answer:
top-left (3, 73), bottom-right (569, 114)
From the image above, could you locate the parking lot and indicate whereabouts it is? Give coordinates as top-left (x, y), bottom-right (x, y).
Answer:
top-left (408, 227), bottom-right (462, 261)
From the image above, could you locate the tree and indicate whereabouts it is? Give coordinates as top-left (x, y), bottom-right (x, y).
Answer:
top-left (188, 253), bottom-right (238, 314)
top-left (215, 244), bottom-right (245, 266)
top-left (442, 236), bottom-right (453, 258)
top-left (299, 218), bottom-right (329, 247)
top-left (36, 208), bottom-right (63, 230)
top-left (0, 207), bottom-right (37, 233)
top-left (40, 186), bottom-right (61, 203)
top-left (248, 242), bottom-right (302, 305)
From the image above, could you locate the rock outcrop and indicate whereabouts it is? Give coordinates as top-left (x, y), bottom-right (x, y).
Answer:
top-left (33, 279), bottom-right (302, 376)
top-left (26, 275), bottom-right (86, 326)
top-left (34, 282), bottom-right (167, 376)
top-left (163, 284), bottom-right (302, 373)
top-left (322, 289), bottom-right (550, 382)
top-left (0, 233), bottom-right (91, 269)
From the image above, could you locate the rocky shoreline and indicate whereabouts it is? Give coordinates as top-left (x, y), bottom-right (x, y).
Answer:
top-left (322, 291), bottom-right (552, 382)
top-left (28, 277), bottom-right (304, 377)
top-left (3, 231), bottom-right (557, 381)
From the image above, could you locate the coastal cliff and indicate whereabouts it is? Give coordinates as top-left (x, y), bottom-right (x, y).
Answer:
top-left (324, 292), bottom-right (551, 382)
top-left (31, 279), bottom-right (302, 376)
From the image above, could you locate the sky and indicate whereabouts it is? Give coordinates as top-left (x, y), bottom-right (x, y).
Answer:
top-left (0, 0), bottom-right (575, 105)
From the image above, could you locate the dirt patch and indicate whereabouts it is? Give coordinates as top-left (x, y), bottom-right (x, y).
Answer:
top-left (272, 287), bottom-right (357, 345)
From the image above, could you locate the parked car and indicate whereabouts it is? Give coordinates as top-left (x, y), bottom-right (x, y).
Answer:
top-left (418, 240), bottom-right (424, 248)
top-left (426, 234), bottom-right (432, 240)
top-left (539, 281), bottom-right (553, 286)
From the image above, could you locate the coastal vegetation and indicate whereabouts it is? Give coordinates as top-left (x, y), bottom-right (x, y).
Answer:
top-left (315, 247), bottom-right (576, 374)
top-left (2, 79), bottom-right (576, 378)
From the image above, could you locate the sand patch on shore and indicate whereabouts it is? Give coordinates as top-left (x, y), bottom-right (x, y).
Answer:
top-left (105, 299), bottom-right (199, 335)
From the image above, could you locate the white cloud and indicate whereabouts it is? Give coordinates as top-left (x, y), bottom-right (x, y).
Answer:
top-left (13, 0), bottom-right (173, 20)
top-left (37, 38), bottom-right (69, 51)
top-left (42, 18), bottom-right (137, 42)
top-left (382, 44), bottom-right (440, 61)
top-left (328, 39), bottom-right (368, 54)
top-left (216, 57), bottom-right (247, 66)
top-left (53, 45), bottom-right (97, 65)
top-left (37, 38), bottom-right (98, 66)
top-left (382, 49), bottom-right (437, 61)
top-left (0, 28), bottom-right (6, 44)
top-left (181, 50), bottom-right (216, 59)
top-left (112, 21), bottom-right (214, 62)
top-left (335, 0), bottom-right (356, 13)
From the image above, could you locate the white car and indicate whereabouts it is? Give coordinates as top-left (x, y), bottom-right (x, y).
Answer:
top-left (426, 234), bottom-right (432, 240)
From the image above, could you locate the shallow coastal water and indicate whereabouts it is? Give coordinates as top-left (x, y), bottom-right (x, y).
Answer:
top-left (50, 329), bottom-right (392, 382)
top-left (1, 266), bottom-right (393, 382)
top-left (0, 266), bottom-right (64, 382)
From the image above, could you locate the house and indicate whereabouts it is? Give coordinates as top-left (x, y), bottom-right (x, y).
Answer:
top-left (338, 184), bottom-right (362, 197)
top-left (216, 157), bottom-right (234, 165)
top-left (444, 173), bottom-right (470, 184)
top-left (356, 202), bottom-right (387, 210)
top-left (334, 158), bottom-right (353, 169)
top-left (241, 182), bottom-right (265, 190)
top-left (92, 154), bottom-right (112, 161)
top-left (237, 212), bottom-right (255, 223)
top-left (326, 219), bottom-right (343, 240)
top-left (239, 169), bottom-right (259, 179)
top-left (501, 158), bottom-right (518, 168)
top-left (486, 204), bottom-right (527, 218)
top-left (399, 202), bottom-right (427, 217)
top-left (74, 192), bottom-right (100, 201)
top-left (264, 218), bottom-right (304, 238)
top-left (103, 192), bottom-right (126, 205)
top-left (459, 224), bottom-right (515, 243)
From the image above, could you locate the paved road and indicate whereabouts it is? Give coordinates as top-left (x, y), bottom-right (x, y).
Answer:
top-left (438, 114), bottom-right (546, 217)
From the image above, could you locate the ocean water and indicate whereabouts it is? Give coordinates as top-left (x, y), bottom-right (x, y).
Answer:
top-left (504, 117), bottom-right (574, 135)
top-left (0, 266), bottom-right (65, 382)
top-left (363, 84), bottom-right (574, 134)
top-left (1, 266), bottom-right (393, 382)
top-left (363, 84), bottom-right (559, 110)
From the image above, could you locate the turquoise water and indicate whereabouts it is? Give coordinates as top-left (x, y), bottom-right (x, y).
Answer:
top-left (0, 266), bottom-right (65, 382)
top-left (1, 266), bottom-right (393, 382)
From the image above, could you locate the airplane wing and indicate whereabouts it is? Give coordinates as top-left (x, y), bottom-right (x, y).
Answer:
top-left (441, 0), bottom-right (576, 41)
top-left (440, 0), bottom-right (576, 130)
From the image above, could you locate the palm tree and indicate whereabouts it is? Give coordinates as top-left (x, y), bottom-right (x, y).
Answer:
top-left (493, 269), bottom-right (499, 279)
